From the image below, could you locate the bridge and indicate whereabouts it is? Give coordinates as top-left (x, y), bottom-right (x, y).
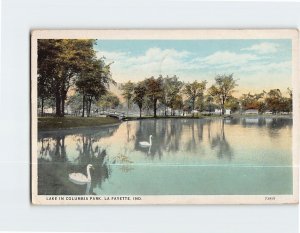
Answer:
top-left (105, 112), bottom-right (126, 120)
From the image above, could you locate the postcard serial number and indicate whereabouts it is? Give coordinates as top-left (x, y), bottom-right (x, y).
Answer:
top-left (265, 196), bottom-right (276, 200)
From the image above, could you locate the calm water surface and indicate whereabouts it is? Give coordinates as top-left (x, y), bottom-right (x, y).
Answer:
top-left (38, 117), bottom-right (293, 195)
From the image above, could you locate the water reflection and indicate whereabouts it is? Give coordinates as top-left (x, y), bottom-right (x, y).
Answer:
top-left (37, 117), bottom-right (292, 195)
top-left (38, 125), bottom-right (119, 195)
top-left (210, 120), bottom-right (233, 160)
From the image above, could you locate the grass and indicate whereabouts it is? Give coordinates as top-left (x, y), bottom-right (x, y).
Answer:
top-left (38, 116), bottom-right (120, 131)
top-left (124, 113), bottom-right (292, 121)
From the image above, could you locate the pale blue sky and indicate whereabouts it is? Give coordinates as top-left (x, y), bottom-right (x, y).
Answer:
top-left (94, 39), bottom-right (292, 95)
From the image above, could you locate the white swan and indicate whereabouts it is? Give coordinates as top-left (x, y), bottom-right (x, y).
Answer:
top-left (69, 164), bottom-right (94, 185)
top-left (139, 135), bottom-right (152, 147)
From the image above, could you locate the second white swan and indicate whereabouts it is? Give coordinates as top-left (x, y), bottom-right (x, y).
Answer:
top-left (139, 135), bottom-right (152, 147)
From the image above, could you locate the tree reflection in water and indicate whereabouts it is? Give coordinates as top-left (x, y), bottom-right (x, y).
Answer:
top-left (210, 120), bottom-right (233, 160)
top-left (134, 119), bottom-right (185, 158)
top-left (37, 118), bottom-right (292, 195)
top-left (38, 125), bottom-right (119, 195)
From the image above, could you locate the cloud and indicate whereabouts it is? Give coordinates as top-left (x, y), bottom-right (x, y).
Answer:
top-left (197, 51), bottom-right (258, 68)
top-left (238, 60), bottom-right (291, 73)
top-left (241, 42), bottom-right (280, 54)
top-left (96, 47), bottom-right (290, 84)
top-left (97, 48), bottom-right (191, 80)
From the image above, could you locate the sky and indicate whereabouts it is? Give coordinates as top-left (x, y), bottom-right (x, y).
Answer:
top-left (94, 39), bottom-right (292, 96)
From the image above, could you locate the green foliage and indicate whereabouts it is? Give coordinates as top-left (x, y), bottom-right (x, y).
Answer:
top-left (133, 81), bottom-right (147, 117)
top-left (96, 92), bottom-right (120, 110)
top-left (183, 80), bottom-right (207, 115)
top-left (265, 89), bottom-right (289, 114)
top-left (120, 81), bottom-right (135, 114)
top-left (239, 92), bottom-right (266, 113)
top-left (161, 75), bottom-right (183, 115)
top-left (144, 76), bottom-right (164, 117)
top-left (37, 39), bottom-right (114, 117)
top-left (208, 74), bottom-right (238, 115)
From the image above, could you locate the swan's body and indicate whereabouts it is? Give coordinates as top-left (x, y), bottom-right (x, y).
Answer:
top-left (139, 135), bottom-right (152, 147)
top-left (69, 164), bottom-right (93, 185)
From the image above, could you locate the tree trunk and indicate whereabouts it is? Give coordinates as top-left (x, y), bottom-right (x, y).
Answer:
top-left (61, 89), bottom-right (68, 117)
top-left (55, 92), bottom-right (61, 117)
top-left (61, 98), bottom-right (65, 117)
top-left (153, 99), bottom-right (157, 118)
top-left (139, 107), bottom-right (142, 118)
top-left (127, 100), bottom-right (130, 116)
top-left (41, 98), bottom-right (44, 116)
top-left (88, 99), bottom-right (92, 117)
top-left (192, 99), bottom-right (195, 117)
top-left (82, 95), bottom-right (85, 117)
top-left (221, 101), bottom-right (225, 115)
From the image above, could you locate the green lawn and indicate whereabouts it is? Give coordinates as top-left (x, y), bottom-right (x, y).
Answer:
top-left (38, 116), bottom-right (120, 131)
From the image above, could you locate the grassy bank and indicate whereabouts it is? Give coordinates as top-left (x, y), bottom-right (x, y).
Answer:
top-left (124, 113), bottom-right (292, 121)
top-left (38, 116), bottom-right (120, 131)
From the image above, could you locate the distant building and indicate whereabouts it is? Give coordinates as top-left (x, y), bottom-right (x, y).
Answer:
top-left (43, 107), bottom-right (53, 114)
top-left (225, 109), bottom-right (231, 115)
top-left (244, 109), bottom-right (258, 115)
top-left (214, 109), bottom-right (222, 114)
top-left (264, 110), bottom-right (273, 115)
top-left (214, 109), bottom-right (231, 115)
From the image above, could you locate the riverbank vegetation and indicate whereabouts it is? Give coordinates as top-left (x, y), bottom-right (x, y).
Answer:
top-left (38, 116), bottom-right (120, 131)
top-left (38, 39), bottom-right (293, 123)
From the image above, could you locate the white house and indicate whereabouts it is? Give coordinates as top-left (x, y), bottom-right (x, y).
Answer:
top-left (214, 109), bottom-right (231, 115)
top-left (244, 109), bottom-right (258, 115)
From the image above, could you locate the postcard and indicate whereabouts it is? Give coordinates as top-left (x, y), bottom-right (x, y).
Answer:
top-left (31, 29), bottom-right (299, 204)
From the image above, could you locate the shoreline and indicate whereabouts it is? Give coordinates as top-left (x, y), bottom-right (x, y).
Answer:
top-left (37, 114), bottom-right (292, 131)
top-left (38, 116), bottom-right (121, 131)
top-left (123, 114), bottom-right (293, 121)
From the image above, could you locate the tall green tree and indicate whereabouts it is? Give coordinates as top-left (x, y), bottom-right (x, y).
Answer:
top-left (240, 92), bottom-right (266, 113)
top-left (162, 75), bottom-right (183, 115)
top-left (96, 92), bottom-right (120, 111)
top-left (265, 89), bottom-right (285, 114)
top-left (120, 81), bottom-right (135, 116)
top-left (208, 74), bottom-right (238, 115)
top-left (66, 93), bottom-right (83, 116)
top-left (172, 94), bottom-right (184, 115)
top-left (144, 76), bottom-right (164, 117)
top-left (183, 80), bottom-right (207, 116)
top-left (38, 39), bottom-right (97, 117)
top-left (76, 59), bottom-right (115, 117)
top-left (133, 81), bottom-right (147, 118)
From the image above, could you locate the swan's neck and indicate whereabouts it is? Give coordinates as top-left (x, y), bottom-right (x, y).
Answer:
top-left (149, 136), bottom-right (152, 145)
top-left (87, 167), bottom-right (92, 181)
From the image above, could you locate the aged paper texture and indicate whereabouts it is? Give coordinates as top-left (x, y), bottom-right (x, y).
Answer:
top-left (31, 29), bottom-right (299, 204)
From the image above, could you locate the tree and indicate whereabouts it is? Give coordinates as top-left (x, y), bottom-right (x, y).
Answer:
top-left (144, 76), bottom-right (164, 118)
top-left (38, 39), bottom-right (62, 116)
top-left (162, 75), bottom-right (183, 115)
top-left (203, 95), bottom-right (216, 114)
top-left (172, 94), bottom-right (184, 115)
top-left (120, 81), bottom-right (135, 116)
top-left (133, 81), bottom-right (147, 118)
top-left (76, 59), bottom-right (115, 117)
top-left (208, 74), bottom-right (238, 115)
top-left (240, 92), bottom-right (266, 113)
top-left (66, 93), bottom-right (83, 116)
top-left (38, 39), bottom-right (97, 117)
top-left (183, 80), bottom-right (207, 116)
top-left (265, 89), bottom-right (285, 114)
top-left (286, 88), bottom-right (293, 113)
top-left (97, 92), bottom-right (120, 111)
top-left (224, 96), bottom-right (240, 112)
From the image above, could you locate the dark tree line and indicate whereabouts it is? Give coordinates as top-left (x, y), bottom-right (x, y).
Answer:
top-left (121, 73), bottom-right (292, 117)
top-left (38, 39), bottom-right (115, 117)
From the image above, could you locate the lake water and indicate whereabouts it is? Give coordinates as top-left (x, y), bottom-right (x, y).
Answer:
top-left (37, 117), bottom-right (293, 195)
